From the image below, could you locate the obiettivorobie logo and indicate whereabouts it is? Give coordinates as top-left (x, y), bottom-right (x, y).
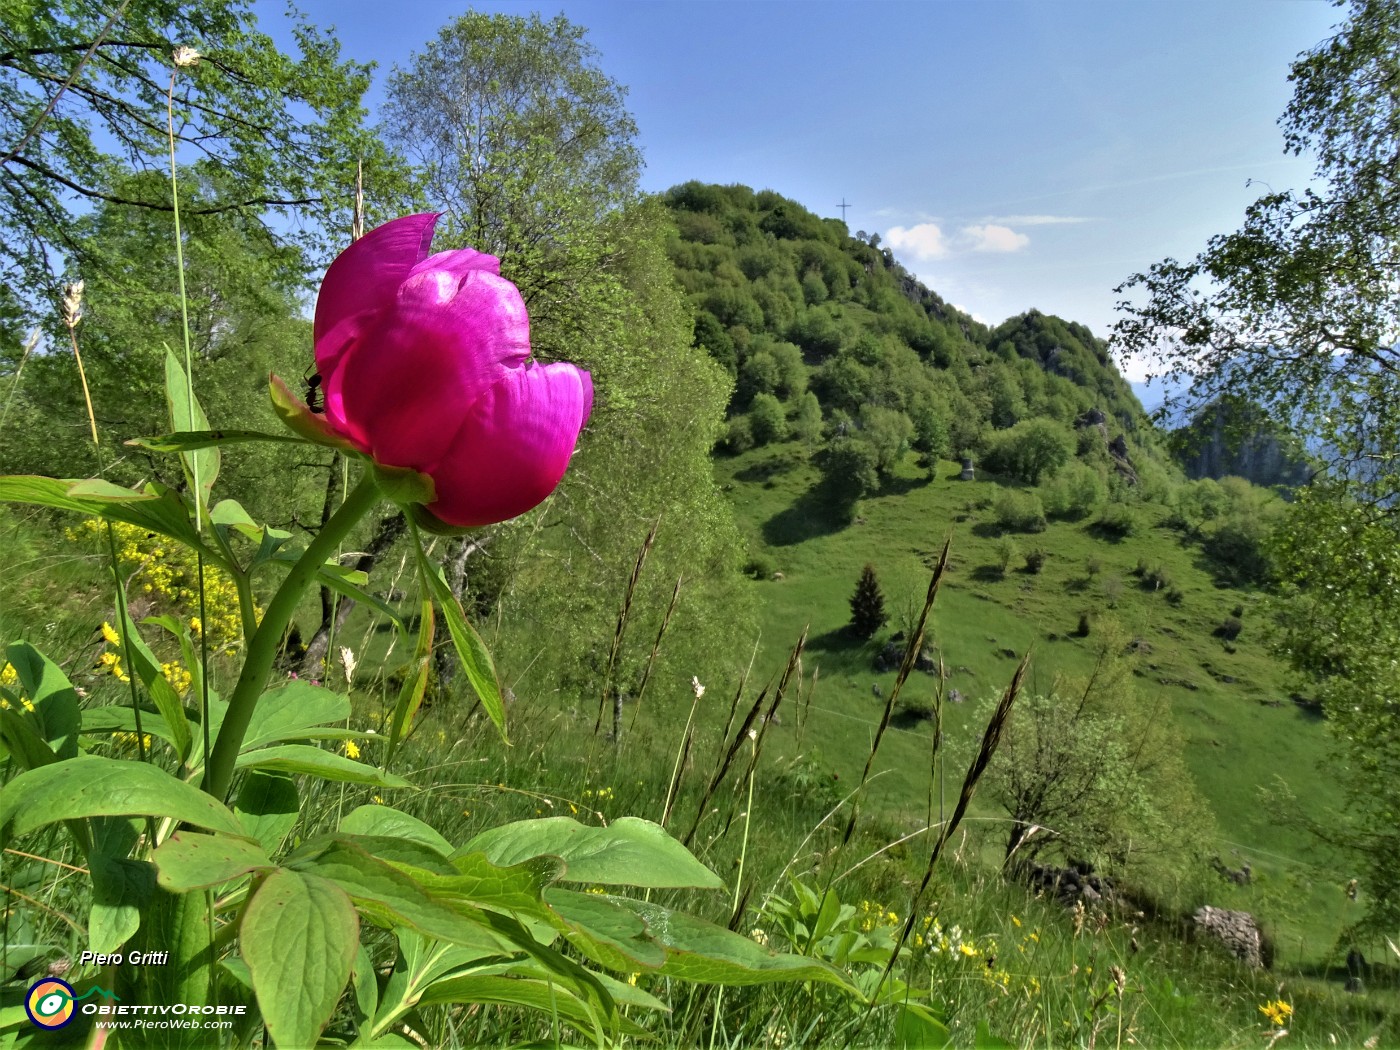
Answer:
top-left (25, 979), bottom-right (119, 1030)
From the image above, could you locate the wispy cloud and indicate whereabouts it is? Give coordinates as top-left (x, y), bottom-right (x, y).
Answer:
top-left (990, 214), bottom-right (1093, 226)
top-left (962, 224), bottom-right (1030, 253)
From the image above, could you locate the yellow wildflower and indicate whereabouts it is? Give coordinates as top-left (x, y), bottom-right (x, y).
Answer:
top-left (343, 740), bottom-right (361, 760)
top-left (0, 662), bottom-right (16, 687)
top-left (1259, 1000), bottom-right (1293, 1027)
top-left (959, 942), bottom-right (979, 958)
top-left (21, 697), bottom-right (35, 713)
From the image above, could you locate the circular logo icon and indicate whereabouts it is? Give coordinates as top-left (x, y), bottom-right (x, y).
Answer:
top-left (26, 978), bottom-right (76, 1029)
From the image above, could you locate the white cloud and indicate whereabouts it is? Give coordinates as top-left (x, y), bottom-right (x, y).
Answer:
top-left (961, 224), bottom-right (1030, 253)
top-left (885, 222), bottom-right (949, 260)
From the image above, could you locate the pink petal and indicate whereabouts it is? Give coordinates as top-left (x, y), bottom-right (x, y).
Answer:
top-left (314, 213), bottom-right (439, 372)
top-left (425, 363), bottom-right (592, 528)
top-left (331, 268), bottom-right (532, 471)
top-left (410, 247), bottom-right (500, 280)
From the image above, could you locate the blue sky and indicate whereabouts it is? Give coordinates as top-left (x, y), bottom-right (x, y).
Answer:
top-left (256, 0), bottom-right (1342, 386)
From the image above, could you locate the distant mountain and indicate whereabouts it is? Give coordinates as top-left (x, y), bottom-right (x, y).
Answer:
top-left (660, 181), bottom-right (1163, 477)
top-left (1169, 396), bottom-right (1312, 489)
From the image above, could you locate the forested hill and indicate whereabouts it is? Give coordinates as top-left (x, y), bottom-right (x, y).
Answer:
top-left (660, 182), bottom-right (1156, 476)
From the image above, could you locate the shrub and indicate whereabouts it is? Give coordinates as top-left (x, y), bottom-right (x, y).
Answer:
top-left (748, 393), bottom-right (788, 446)
top-left (1092, 503), bottom-right (1140, 539)
top-left (743, 554), bottom-right (777, 580)
top-left (1040, 461), bottom-right (1107, 519)
top-left (982, 418), bottom-right (1075, 484)
top-left (720, 415), bottom-right (754, 454)
top-left (995, 537), bottom-right (1019, 575)
top-left (993, 489), bottom-right (1047, 533)
top-left (1024, 548), bottom-right (1048, 574)
top-left (1075, 610), bottom-right (1096, 637)
top-left (1214, 616), bottom-right (1244, 641)
top-left (1139, 563), bottom-right (1173, 592)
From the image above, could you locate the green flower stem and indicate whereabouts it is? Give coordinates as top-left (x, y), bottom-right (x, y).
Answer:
top-left (204, 473), bottom-right (381, 801)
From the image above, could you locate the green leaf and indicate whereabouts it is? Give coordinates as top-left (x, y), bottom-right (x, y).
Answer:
top-left (973, 1021), bottom-right (1017, 1049)
top-left (5, 641), bottom-right (80, 759)
top-left (127, 429), bottom-right (305, 453)
top-left (386, 599), bottom-right (434, 766)
top-left (415, 973), bottom-right (641, 1039)
top-left (286, 837), bottom-right (517, 954)
top-left (0, 756), bottom-right (245, 840)
top-left (81, 706), bottom-right (180, 752)
top-left (463, 816), bottom-right (724, 889)
top-left (112, 607), bottom-right (192, 763)
top-left (405, 851), bottom-right (562, 915)
top-left (210, 499), bottom-right (292, 570)
top-left (153, 832), bottom-right (274, 891)
top-left (269, 373), bottom-right (361, 452)
top-left (236, 744), bottom-right (411, 788)
top-left (370, 461), bottom-right (436, 507)
top-left (544, 888), bottom-right (666, 971)
top-left (351, 942), bottom-right (378, 1025)
top-left (894, 1003), bottom-right (952, 1049)
top-left (234, 770), bottom-right (300, 856)
top-left (412, 537), bottom-right (505, 737)
top-left (241, 681), bottom-right (349, 751)
top-left (88, 853), bottom-right (156, 956)
top-left (165, 349), bottom-right (220, 512)
top-left (243, 868), bottom-right (358, 1050)
top-left (0, 475), bottom-right (204, 556)
top-left (612, 898), bottom-right (858, 991)
top-left (0, 706), bottom-right (59, 772)
top-left (338, 804), bottom-right (453, 858)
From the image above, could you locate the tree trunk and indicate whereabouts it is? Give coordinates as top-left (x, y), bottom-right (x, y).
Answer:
top-left (299, 510), bottom-right (408, 679)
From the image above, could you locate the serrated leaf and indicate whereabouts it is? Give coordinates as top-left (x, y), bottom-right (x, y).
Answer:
top-left (0, 756), bottom-right (245, 840)
top-left (235, 744), bottom-right (411, 788)
top-left (242, 868), bottom-right (358, 1050)
top-left (463, 816), bottom-right (724, 889)
top-left (152, 832), bottom-right (274, 891)
top-left (338, 804), bottom-right (453, 858)
top-left (88, 853), bottom-right (156, 956)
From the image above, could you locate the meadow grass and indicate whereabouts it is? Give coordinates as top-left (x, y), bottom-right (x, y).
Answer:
top-left (2, 432), bottom-right (1397, 1046)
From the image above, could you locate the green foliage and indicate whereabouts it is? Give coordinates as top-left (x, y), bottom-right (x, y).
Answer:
top-left (0, 0), bottom-right (402, 304)
top-left (992, 489), bottom-right (1046, 534)
top-left (1113, 0), bottom-right (1400, 929)
top-left (849, 563), bottom-right (887, 639)
top-left (749, 393), bottom-right (788, 446)
top-left (982, 418), bottom-right (1075, 485)
top-left (1039, 461), bottom-right (1107, 519)
top-left (859, 405), bottom-right (915, 474)
top-left (816, 435), bottom-right (880, 512)
top-left (987, 625), bottom-right (1215, 877)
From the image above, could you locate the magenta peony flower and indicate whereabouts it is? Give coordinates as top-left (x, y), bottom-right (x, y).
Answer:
top-left (312, 213), bottom-right (592, 528)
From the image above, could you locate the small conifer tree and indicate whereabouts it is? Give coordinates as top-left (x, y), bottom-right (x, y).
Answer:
top-left (849, 563), bottom-right (887, 639)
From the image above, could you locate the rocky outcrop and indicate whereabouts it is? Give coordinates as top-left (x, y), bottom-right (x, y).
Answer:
top-left (1171, 398), bottom-right (1311, 488)
top-left (1192, 906), bottom-right (1270, 968)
